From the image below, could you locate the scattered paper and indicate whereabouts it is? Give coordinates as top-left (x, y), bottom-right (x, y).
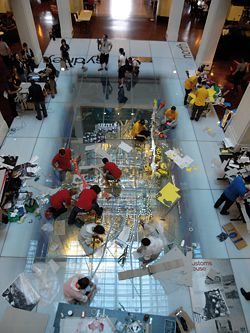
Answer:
top-left (85, 145), bottom-right (96, 151)
top-left (165, 149), bottom-right (193, 169)
top-left (29, 156), bottom-right (39, 164)
top-left (118, 141), bottom-right (133, 153)
top-left (224, 137), bottom-right (234, 148)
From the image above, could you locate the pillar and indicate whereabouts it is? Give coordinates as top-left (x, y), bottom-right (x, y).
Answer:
top-left (195, 0), bottom-right (231, 69)
top-left (56, 0), bottom-right (73, 38)
top-left (166, 0), bottom-right (185, 41)
top-left (11, 0), bottom-right (42, 63)
top-left (225, 84), bottom-right (250, 151)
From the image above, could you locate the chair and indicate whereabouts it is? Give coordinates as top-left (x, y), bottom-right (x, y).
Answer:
top-left (74, 13), bottom-right (81, 23)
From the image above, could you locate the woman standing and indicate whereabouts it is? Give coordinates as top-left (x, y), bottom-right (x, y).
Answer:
top-left (118, 48), bottom-right (127, 87)
top-left (60, 39), bottom-right (73, 69)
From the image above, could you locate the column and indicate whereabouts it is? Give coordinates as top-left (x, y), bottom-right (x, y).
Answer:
top-left (225, 84), bottom-right (250, 150)
top-left (166, 0), bottom-right (185, 41)
top-left (11, 0), bottom-right (42, 63)
top-left (195, 0), bottom-right (231, 68)
top-left (56, 0), bottom-right (73, 38)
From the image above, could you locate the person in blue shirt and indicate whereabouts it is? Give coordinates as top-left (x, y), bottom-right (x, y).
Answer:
top-left (214, 175), bottom-right (250, 215)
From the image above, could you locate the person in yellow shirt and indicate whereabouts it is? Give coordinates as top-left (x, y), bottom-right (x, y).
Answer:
top-left (157, 106), bottom-right (178, 136)
top-left (190, 81), bottom-right (209, 121)
top-left (184, 75), bottom-right (198, 105)
top-left (165, 106), bottom-right (178, 127)
top-left (131, 119), bottom-right (150, 142)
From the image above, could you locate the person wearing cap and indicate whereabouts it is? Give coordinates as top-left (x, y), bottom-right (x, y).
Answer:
top-left (131, 119), bottom-right (150, 142)
top-left (190, 81), bottom-right (209, 121)
top-left (102, 158), bottom-right (122, 181)
top-left (63, 275), bottom-right (96, 303)
top-left (79, 223), bottom-right (105, 246)
top-left (68, 185), bottom-right (103, 225)
top-left (134, 235), bottom-right (164, 264)
top-left (52, 148), bottom-right (72, 182)
top-left (47, 188), bottom-right (77, 219)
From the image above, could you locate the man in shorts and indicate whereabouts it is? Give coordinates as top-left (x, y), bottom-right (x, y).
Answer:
top-left (98, 34), bottom-right (112, 71)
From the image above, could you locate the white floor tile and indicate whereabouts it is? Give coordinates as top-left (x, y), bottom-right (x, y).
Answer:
top-left (198, 141), bottom-right (226, 190)
top-left (159, 78), bottom-right (184, 106)
top-left (174, 58), bottom-right (197, 80)
top-left (8, 113), bottom-right (43, 138)
top-left (150, 41), bottom-right (172, 58)
top-left (153, 57), bottom-right (178, 79)
top-left (181, 189), bottom-right (228, 258)
top-left (130, 40), bottom-right (151, 57)
top-left (0, 137), bottom-right (36, 163)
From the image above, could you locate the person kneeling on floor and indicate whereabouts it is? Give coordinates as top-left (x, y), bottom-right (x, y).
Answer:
top-left (102, 158), bottom-right (122, 181)
top-left (68, 185), bottom-right (103, 225)
top-left (79, 223), bottom-right (105, 247)
top-left (133, 226), bottom-right (164, 266)
top-left (214, 175), bottom-right (250, 215)
top-left (46, 188), bottom-right (77, 219)
top-left (52, 147), bottom-right (72, 182)
top-left (64, 275), bottom-right (96, 304)
top-left (131, 119), bottom-right (150, 142)
top-left (158, 106), bottom-right (178, 136)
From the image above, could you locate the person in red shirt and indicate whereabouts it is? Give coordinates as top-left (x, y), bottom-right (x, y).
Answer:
top-left (102, 158), bottom-right (122, 181)
top-left (68, 185), bottom-right (103, 225)
top-left (52, 148), bottom-right (72, 182)
top-left (46, 188), bottom-right (77, 219)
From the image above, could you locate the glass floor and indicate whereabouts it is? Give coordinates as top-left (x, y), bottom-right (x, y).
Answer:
top-left (0, 39), bottom-right (249, 333)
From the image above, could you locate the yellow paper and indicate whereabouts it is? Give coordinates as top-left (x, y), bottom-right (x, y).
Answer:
top-left (156, 182), bottom-right (181, 208)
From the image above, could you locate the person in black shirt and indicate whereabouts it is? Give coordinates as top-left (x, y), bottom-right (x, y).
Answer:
top-left (40, 57), bottom-right (57, 98)
top-left (28, 80), bottom-right (47, 120)
top-left (60, 39), bottom-right (73, 69)
top-left (12, 53), bottom-right (27, 82)
top-left (22, 42), bottom-right (36, 72)
top-left (7, 76), bottom-right (21, 118)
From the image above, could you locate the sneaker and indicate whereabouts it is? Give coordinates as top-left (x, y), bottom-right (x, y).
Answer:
top-left (44, 115), bottom-right (48, 118)
top-left (105, 66), bottom-right (108, 71)
top-left (190, 117), bottom-right (194, 120)
top-left (98, 67), bottom-right (103, 71)
top-left (36, 116), bottom-right (42, 120)
top-left (240, 288), bottom-right (247, 297)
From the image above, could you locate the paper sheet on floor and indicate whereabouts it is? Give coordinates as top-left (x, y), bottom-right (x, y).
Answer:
top-left (165, 150), bottom-right (193, 169)
top-left (154, 247), bottom-right (192, 293)
top-left (156, 182), bottom-right (181, 208)
top-left (118, 141), bottom-right (133, 153)
top-left (85, 145), bottom-right (96, 151)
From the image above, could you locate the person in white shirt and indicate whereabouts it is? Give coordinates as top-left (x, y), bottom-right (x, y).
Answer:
top-left (79, 223), bottom-right (105, 246)
top-left (135, 236), bottom-right (163, 262)
top-left (63, 275), bottom-right (96, 303)
top-left (118, 48), bottom-right (127, 87)
top-left (98, 34), bottom-right (112, 71)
